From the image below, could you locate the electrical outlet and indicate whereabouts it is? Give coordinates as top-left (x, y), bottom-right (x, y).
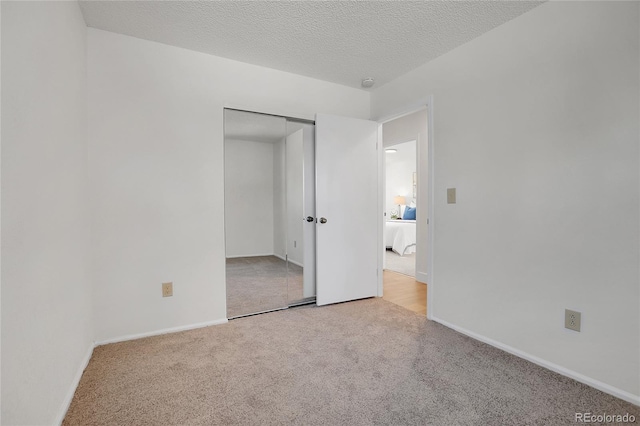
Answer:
top-left (162, 282), bottom-right (173, 297)
top-left (565, 309), bottom-right (581, 332)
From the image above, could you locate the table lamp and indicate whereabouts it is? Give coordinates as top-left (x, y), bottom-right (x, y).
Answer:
top-left (393, 196), bottom-right (406, 219)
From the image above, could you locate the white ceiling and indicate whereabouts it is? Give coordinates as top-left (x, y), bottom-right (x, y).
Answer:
top-left (385, 140), bottom-right (416, 166)
top-left (224, 109), bottom-right (286, 143)
top-left (224, 109), bottom-right (309, 143)
top-left (79, 1), bottom-right (543, 90)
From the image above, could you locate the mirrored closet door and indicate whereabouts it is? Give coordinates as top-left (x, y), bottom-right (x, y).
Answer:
top-left (224, 109), bottom-right (316, 319)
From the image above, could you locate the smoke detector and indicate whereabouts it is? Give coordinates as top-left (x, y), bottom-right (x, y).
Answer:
top-left (361, 78), bottom-right (375, 88)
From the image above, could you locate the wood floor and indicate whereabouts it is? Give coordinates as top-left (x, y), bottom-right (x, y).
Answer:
top-left (383, 270), bottom-right (427, 315)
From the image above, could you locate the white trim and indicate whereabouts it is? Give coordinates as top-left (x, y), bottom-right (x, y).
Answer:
top-left (416, 271), bottom-right (428, 284)
top-left (376, 123), bottom-right (384, 297)
top-left (55, 344), bottom-right (94, 426)
top-left (288, 258), bottom-right (303, 268)
top-left (432, 316), bottom-right (640, 407)
top-left (271, 253), bottom-right (304, 268)
top-left (223, 103), bottom-right (315, 122)
top-left (374, 97), bottom-right (430, 124)
top-left (222, 110), bottom-right (229, 316)
top-left (226, 253), bottom-right (274, 259)
top-left (95, 318), bottom-right (228, 346)
top-left (425, 98), bottom-right (435, 320)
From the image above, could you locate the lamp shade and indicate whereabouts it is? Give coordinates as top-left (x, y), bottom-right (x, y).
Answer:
top-left (393, 196), bottom-right (406, 205)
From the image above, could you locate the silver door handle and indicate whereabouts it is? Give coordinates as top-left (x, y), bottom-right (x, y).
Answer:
top-left (306, 216), bottom-right (314, 222)
top-left (319, 217), bottom-right (327, 224)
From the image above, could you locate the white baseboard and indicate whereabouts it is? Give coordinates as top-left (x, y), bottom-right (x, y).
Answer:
top-left (95, 318), bottom-right (229, 346)
top-left (272, 253), bottom-right (303, 268)
top-left (287, 258), bottom-right (303, 268)
top-left (416, 271), bottom-right (428, 284)
top-left (432, 316), bottom-right (640, 407)
top-left (55, 343), bottom-right (94, 426)
top-left (226, 253), bottom-right (273, 259)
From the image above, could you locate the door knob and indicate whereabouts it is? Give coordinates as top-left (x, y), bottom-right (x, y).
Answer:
top-left (306, 216), bottom-right (314, 222)
top-left (319, 217), bottom-right (327, 224)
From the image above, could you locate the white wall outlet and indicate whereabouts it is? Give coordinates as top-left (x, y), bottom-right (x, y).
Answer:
top-left (162, 282), bottom-right (173, 297)
top-left (565, 309), bottom-right (581, 332)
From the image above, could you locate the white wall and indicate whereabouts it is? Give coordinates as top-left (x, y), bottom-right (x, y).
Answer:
top-left (88, 28), bottom-right (370, 342)
top-left (273, 138), bottom-right (287, 259)
top-left (225, 139), bottom-right (275, 257)
top-left (372, 1), bottom-right (640, 400)
top-left (286, 129), bottom-right (304, 266)
top-left (385, 140), bottom-right (416, 216)
top-left (382, 109), bottom-right (425, 148)
top-left (1, 2), bottom-right (93, 424)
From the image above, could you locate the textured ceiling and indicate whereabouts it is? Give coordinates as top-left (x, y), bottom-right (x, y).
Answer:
top-left (79, 1), bottom-right (543, 89)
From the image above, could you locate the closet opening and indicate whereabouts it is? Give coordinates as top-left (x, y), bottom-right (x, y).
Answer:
top-left (223, 108), bottom-right (316, 319)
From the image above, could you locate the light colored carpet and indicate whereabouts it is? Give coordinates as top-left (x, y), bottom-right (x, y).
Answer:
top-left (385, 249), bottom-right (415, 277)
top-left (226, 256), bottom-right (304, 318)
top-left (64, 298), bottom-right (638, 425)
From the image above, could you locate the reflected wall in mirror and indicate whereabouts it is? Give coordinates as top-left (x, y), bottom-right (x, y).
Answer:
top-left (224, 110), bottom-right (316, 319)
top-left (224, 110), bottom-right (288, 318)
top-left (285, 120), bottom-right (316, 303)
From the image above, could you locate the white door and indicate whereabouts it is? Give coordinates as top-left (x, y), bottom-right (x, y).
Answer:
top-left (315, 113), bottom-right (380, 306)
top-left (302, 125), bottom-right (316, 298)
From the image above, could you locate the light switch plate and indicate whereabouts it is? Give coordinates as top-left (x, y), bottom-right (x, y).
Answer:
top-left (447, 188), bottom-right (456, 204)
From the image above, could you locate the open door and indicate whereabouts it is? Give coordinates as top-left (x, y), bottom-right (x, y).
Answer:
top-left (315, 113), bottom-right (380, 306)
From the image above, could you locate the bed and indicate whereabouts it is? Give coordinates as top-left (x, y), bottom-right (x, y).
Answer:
top-left (385, 220), bottom-right (416, 256)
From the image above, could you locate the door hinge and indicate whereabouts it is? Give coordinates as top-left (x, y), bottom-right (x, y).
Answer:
top-left (427, 218), bottom-right (429, 224)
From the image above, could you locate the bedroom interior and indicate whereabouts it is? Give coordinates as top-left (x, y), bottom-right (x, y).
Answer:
top-left (384, 139), bottom-right (417, 277)
top-left (3, 1), bottom-right (639, 424)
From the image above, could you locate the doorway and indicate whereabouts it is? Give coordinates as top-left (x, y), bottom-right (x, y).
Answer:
top-left (380, 108), bottom-right (429, 315)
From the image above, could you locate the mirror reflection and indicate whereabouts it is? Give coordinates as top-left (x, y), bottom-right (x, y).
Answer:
top-left (285, 120), bottom-right (316, 304)
top-left (224, 110), bottom-right (315, 319)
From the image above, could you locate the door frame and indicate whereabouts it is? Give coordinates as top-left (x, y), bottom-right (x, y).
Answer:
top-left (375, 96), bottom-right (435, 320)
